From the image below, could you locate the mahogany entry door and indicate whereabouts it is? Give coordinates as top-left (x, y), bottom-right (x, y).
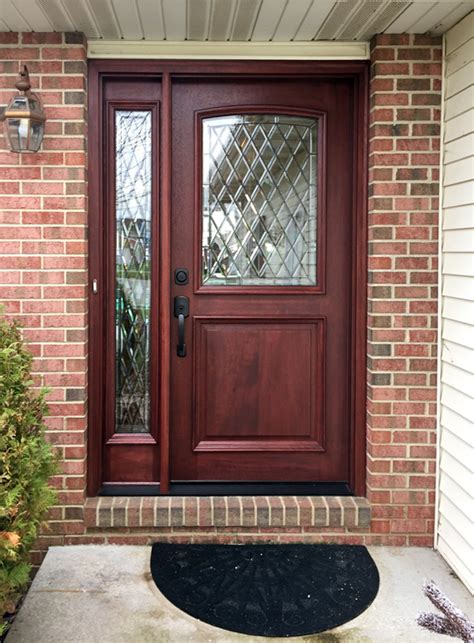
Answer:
top-left (88, 62), bottom-right (368, 494)
top-left (171, 77), bottom-right (351, 483)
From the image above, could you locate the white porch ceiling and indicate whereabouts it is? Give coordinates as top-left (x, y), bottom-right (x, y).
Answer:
top-left (0, 0), bottom-right (473, 40)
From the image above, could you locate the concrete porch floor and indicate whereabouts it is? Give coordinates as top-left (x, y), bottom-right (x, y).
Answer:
top-left (7, 546), bottom-right (474, 642)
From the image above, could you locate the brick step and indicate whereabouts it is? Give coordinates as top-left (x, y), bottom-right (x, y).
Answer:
top-left (84, 496), bottom-right (371, 530)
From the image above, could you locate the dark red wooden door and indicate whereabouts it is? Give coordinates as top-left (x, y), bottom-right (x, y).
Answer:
top-left (169, 77), bottom-right (354, 483)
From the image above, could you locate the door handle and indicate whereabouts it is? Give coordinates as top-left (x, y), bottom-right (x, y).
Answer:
top-left (174, 296), bottom-right (189, 357)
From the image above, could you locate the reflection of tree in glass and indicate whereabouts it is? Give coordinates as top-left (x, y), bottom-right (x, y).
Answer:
top-left (115, 111), bottom-right (152, 434)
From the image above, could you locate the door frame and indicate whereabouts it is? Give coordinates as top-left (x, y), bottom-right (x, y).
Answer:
top-left (87, 59), bottom-right (369, 497)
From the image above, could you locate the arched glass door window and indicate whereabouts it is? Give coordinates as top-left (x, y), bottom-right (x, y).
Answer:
top-left (201, 114), bottom-right (318, 287)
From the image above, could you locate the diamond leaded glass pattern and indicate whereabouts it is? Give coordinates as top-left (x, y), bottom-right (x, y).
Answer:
top-left (202, 114), bottom-right (318, 286)
top-left (115, 111), bottom-right (152, 433)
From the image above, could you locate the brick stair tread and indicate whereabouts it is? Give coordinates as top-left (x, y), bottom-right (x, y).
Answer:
top-left (84, 496), bottom-right (371, 529)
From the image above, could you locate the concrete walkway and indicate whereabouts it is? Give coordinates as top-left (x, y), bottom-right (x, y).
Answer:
top-left (8, 546), bottom-right (474, 642)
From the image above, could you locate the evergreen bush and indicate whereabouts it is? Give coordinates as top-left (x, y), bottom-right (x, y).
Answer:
top-left (0, 316), bottom-right (57, 633)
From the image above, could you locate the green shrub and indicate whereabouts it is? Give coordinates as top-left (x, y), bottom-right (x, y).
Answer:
top-left (0, 316), bottom-right (57, 630)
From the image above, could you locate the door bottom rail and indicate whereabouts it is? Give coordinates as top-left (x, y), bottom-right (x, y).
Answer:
top-left (84, 495), bottom-right (371, 530)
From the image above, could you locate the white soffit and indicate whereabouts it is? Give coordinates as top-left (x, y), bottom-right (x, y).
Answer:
top-left (1, 1), bottom-right (474, 54)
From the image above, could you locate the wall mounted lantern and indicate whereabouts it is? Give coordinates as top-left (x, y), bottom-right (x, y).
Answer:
top-left (0, 65), bottom-right (46, 153)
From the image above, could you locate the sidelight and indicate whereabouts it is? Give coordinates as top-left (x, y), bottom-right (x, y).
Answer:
top-left (114, 110), bottom-right (152, 433)
top-left (202, 114), bottom-right (318, 287)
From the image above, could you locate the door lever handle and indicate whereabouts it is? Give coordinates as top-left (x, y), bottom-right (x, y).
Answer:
top-left (174, 296), bottom-right (189, 357)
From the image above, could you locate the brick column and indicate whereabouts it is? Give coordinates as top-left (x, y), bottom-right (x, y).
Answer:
top-left (0, 33), bottom-right (88, 557)
top-left (367, 35), bottom-right (441, 545)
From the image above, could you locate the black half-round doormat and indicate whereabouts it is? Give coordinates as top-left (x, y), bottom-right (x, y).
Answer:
top-left (150, 543), bottom-right (380, 637)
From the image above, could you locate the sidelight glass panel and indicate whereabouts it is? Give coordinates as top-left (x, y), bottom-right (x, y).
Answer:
top-left (115, 110), bottom-right (152, 433)
top-left (202, 114), bottom-right (318, 286)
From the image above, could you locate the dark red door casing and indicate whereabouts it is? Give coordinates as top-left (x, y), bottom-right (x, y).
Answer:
top-left (87, 61), bottom-right (368, 496)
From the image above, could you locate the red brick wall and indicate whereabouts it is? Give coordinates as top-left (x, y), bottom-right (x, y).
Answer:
top-left (0, 32), bottom-right (88, 554)
top-left (367, 34), bottom-right (441, 545)
top-left (0, 33), bottom-right (441, 554)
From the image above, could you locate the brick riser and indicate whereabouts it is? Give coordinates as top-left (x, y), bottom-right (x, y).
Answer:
top-left (32, 527), bottom-right (432, 563)
top-left (55, 496), bottom-right (382, 553)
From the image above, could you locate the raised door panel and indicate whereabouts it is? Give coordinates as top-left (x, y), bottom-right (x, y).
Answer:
top-left (193, 318), bottom-right (325, 452)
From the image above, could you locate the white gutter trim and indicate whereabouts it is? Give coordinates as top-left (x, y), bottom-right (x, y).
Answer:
top-left (434, 33), bottom-right (446, 553)
top-left (87, 39), bottom-right (370, 60)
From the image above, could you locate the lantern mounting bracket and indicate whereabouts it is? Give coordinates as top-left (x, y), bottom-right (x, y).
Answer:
top-left (15, 66), bottom-right (32, 94)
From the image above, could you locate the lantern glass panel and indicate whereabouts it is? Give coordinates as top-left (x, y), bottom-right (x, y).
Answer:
top-left (11, 96), bottom-right (27, 110)
top-left (28, 95), bottom-right (41, 111)
top-left (29, 120), bottom-right (44, 152)
top-left (5, 118), bottom-right (21, 152)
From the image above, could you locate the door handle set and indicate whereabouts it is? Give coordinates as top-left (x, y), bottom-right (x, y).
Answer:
top-left (174, 296), bottom-right (189, 357)
top-left (174, 268), bottom-right (189, 357)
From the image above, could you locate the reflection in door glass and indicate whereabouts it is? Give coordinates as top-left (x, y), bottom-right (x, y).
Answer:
top-left (115, 111), bottom-right (151, 433)
top-left (202, 114), bottom-right (318, 286)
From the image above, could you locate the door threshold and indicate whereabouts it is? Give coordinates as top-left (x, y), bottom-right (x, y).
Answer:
top-left (99, 481), bottom-right (353, 497)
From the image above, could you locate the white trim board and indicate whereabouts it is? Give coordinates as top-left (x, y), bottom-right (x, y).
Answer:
top-left (87, 40), bottom-right (370, 60)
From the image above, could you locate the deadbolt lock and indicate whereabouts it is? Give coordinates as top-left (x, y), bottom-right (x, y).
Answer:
top-left (174, 268), bottom-right (189, 285)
